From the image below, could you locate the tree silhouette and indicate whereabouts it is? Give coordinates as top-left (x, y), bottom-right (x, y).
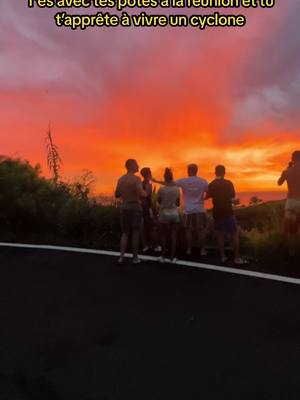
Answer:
top-left (46, 124), bottom-right (62, 184)
top-left (249, 196), bottom-right (263, 206)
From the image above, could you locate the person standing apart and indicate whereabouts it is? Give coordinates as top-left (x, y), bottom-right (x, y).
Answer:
top-left (206, 165), bottom-right (244, 265)
top-left (278, 151), bottom-right (300, 257)
top-left (157, 168), bottom-right (181, 263)
top-left (115, 159), bottom-right (147, 264)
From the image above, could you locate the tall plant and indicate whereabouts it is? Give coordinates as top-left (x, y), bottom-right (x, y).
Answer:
top-left (46, 124), bottom-right (62, 184)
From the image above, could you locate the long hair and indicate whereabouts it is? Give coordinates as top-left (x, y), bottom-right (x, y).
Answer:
top-left (164, 168), bottom-right (173, 183)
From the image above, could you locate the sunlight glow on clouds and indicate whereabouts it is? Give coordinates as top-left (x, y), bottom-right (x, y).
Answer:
top-left (0, 0), bottom-right (299, 193)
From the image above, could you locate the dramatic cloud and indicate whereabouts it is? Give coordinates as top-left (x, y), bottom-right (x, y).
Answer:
top-left (0, 0), bottom-right (299, 193)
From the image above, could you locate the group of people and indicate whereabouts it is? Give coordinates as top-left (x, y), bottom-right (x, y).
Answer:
top-left (115, 150), bottom-right (300, 264)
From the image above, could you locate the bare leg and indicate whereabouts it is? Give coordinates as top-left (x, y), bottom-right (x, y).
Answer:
top-left (170, 225), bottom-right (177, 260)
top-left (186, 228), bottom-right (192, 255)
top-left (215, 231), bottom-right (226, 262)
top-left (132, 230), bottom-right (140, 260)
top-left (198, 229), bottom-right (207, 255)
top-left (120, 232), bottom-right (128, 259)
top-left (159, 225), bottom-right (167, 258)
top-left (231, 232), bottom-right (242, 263)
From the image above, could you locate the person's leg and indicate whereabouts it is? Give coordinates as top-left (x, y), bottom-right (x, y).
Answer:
top-left (132, 206), bottom-right (143, 263)
top-left (231, 232), bottom-right (242, 263)
top-left (198, 229), bottom-right (207, 255)
top-left (142, 212), bottom-right (150, 251)
top-left (141, 226), bottom-right (150, 252)
top-left (151, 224), bottom-right (161, 251)
top-left (215, 231), bottom-right (226, 262)
top-left (185, 228), bottom-right (192, 255)
top-left (119, 232), bottom-right (128, 262)
top-left (132, 229), bottom-right (140, 261)
top-left (199, 213), bottom-right (208, 256)
top-left (159, 223), bottom-right (167, 261)
top-left (119, 208), bottom-right (129, 262)
top-left (284, 202), bottom-right (298, 257)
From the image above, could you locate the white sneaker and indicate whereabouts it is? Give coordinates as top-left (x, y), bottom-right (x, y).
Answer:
top-left (154, 246), bottom-right (162, 252)
top-left (157, 256), bottom-right (165, 264)
top-left (132, 257), bottom-right (141, 264)
top-left (142, 246), bottom-right (150, 252)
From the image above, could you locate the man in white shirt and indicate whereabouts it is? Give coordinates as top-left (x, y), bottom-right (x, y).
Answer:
top-left (175, 164), bottom-right (208, 256)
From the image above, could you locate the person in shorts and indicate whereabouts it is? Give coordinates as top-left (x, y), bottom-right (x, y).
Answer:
top-left (115, 159), bottom-right (148, 264)
top-left (140, 167), bottom-right (161, 253)
top-left (153, 164), bottom-right (208, 256)
top-left (174, 164), bottom-right (208, 256)
top-left (157, 168), bottom-right (180, 263)
top-left (206, 165), bottom-right (244, 265)
top-left (278, 150), bottom-right (300, 256)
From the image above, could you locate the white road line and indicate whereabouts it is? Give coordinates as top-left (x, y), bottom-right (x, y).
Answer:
top-left (0, 242), bottom-right (300, 286)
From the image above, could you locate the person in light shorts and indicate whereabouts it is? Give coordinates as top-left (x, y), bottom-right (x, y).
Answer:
top-left (278, 151), bottom-right (300, 256)
top-left (157, 168), bottom-right (180, 263)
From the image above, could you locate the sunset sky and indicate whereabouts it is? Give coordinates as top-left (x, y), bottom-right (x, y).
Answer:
top-left (1, 0), bottom-right (300, 194)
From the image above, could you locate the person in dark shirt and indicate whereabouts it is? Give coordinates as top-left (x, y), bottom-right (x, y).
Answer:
top-left (278, 150), bottom-right (300, 256)
top-left (207, 165), bottom-right (244, 265)
top-left (140, 167), bottom-right (161, 253)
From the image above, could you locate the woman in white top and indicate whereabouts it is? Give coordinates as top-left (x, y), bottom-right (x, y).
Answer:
top-left (157, 168), bottom-right (180, 263)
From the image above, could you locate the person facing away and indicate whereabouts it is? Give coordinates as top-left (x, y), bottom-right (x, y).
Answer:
top-left (140, 167), bottom-right (161, 253)
top-left (278, 150), bottom-right (300, 257)
top-left (157, 168), bottom-right (180, 263)
top-left (174, 164), bottom-right (208, 256)
top-left (206, 165), bottom-right (244, 265)
top-left (115, 159), bottom-right (147, 264)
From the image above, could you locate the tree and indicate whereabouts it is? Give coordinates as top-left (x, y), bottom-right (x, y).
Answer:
top-left (249, 196), bottom-right (263, 206)
top-left (46, 124), bottom-right (62, 184)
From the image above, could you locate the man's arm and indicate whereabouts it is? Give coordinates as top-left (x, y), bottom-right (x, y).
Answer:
top-left (115, 180), bottom-right (121, 198)
top-left (229, 182), bottom-right (237, 203)
top-left (152, 178), bottom-right (165, 186)
top-left (152, 178), bottom-right (184, 187)
top-left (278, 171), bottom-right (287, 186)
top-left (205, 183), bottom-right (212, 200)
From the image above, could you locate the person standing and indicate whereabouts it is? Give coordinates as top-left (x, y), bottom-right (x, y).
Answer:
top-left (115, 159), bottom-right (147, 264)
top-left (157, 168), bottom-right (181, 263)
top-left (206, 165), bottom-right (244, 265)
top-left (278, 151), bottom-right (300, 257)
top-left (174, 164), bottom-right (208, 256)
top-left (140, 167), bottom-right (161, 253)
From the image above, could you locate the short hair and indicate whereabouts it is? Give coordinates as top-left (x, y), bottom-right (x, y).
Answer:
top-left (164, 168), bottom-right (173, 183)
top-left (215, 165), bottom-right (226, 176)
top-left (125, 159), bottom-right (137, 171)
top-left (188, 164), bottom-right (198, 176)
top-left (140, 167), bottom-right (151, 179)
top-left (292, 151), bottom-right (300, 163)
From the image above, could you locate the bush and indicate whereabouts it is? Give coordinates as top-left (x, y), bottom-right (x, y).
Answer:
top-left (0, 156), bottom-right (120, 248)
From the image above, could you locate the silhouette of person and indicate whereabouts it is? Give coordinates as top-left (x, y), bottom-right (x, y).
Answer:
top-left (206, 165), bottom-right (244, 265)
top-left (115, 159), bottom-right (147, 264)
top-left (157, 168), bottom-right (180, 263)
top-left (278, 151), bottom-right (300, 257)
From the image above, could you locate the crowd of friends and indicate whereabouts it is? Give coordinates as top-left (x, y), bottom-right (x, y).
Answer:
top-left (115, 151), bottom-right (300, 265)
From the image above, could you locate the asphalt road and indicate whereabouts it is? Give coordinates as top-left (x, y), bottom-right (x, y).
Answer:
top-left (0, 246), bottom-right (300, 399)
